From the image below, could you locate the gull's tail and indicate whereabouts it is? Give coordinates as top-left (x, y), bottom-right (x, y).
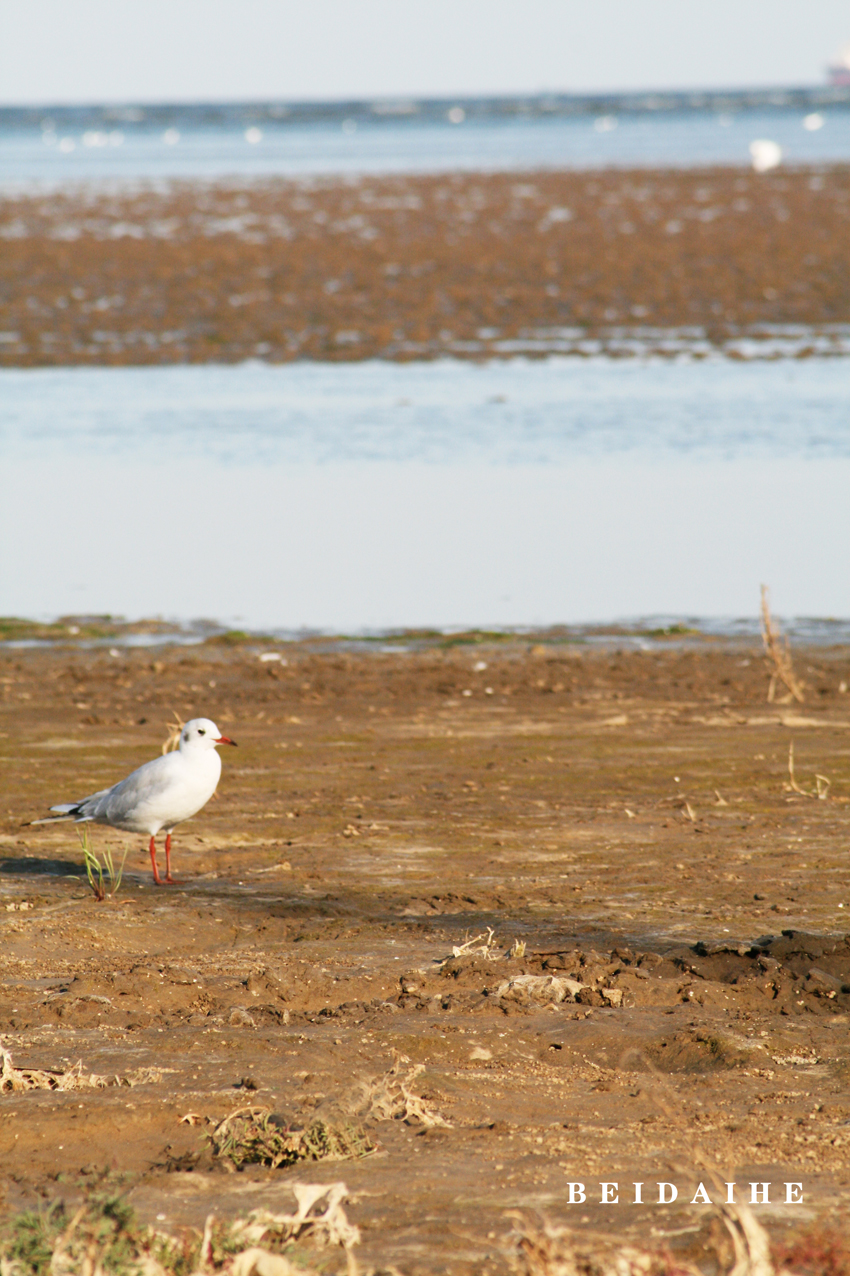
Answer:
top-left (26, 804), bottom-right (92, 827)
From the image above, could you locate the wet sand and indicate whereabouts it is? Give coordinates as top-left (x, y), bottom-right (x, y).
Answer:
top-left (1, 164), bottom-right (849, 365)
top-left (2, 635), bottom-right (850, 1269)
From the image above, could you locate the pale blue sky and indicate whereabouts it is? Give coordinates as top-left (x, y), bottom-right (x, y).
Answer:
top-left (1, 0), bottom-right (849, 105)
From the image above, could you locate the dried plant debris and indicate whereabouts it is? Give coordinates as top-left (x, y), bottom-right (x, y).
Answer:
top-left (785, 741), bottom-right (831, 800)
top-left (717, 1203), bottom-right (776, 1276)
top-left (509, 1204), bottom-right (783, 1276)
top-left (0, 1043), bottom-right (171, 1094)
top-left (161, 713), bottom-right (185, 755)
top-left (0, 1180), bottom-right (358, 1276)
top-left (227, 1183), bottom-right (360, 1251)
top-left (0, 1194), bottom-right (141, 1276)
top-left (295, 1120), bottom-right (375, 1164)
top-left (0, 1185), bottom-right (824, 1276)
top-left (0, 1043), bottom-right (111, 1094)
top-left (0, 1186), bottom-right (805, 1276)
top-left (774, 1220), bottom-right (850, 1276)
top-left (494, 973), bottom-right (586, 1006)
top-left (123, 1066), bottom-right (175, 1087)
top-left (208, 1107), bottom-right (374, 1170)
top-left (509, 1211), bottom-right (698, 1276)
top-left (760, 585), bottom-right (805, 704)
top-left (350, 1052), bottom-right (451, 1128)
top-left (449, 926), bottom-right (500, 959)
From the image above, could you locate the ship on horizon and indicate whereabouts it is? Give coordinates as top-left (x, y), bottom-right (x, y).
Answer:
top-left (828, 43), bottom-right (850, 87)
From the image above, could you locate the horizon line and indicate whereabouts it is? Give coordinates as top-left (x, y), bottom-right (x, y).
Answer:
top-left (0, 81), bottom-right (846, 115)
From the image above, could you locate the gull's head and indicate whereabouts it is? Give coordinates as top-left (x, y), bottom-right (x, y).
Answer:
top-left (179, 718), bottom-right (237, 751)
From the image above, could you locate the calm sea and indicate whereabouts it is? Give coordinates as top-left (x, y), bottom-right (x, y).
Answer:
top-left (2, 358), bottom-right (848, 633)
top-left (1, 104), bottom-right (850, 187)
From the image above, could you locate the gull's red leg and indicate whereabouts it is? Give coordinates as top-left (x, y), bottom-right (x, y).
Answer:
top-left (164, 832), bottom-right (175, 885)
top-left (149, 835), bottom-right (163, 886)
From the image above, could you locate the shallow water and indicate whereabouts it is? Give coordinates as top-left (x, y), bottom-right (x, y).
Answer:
top-left (2, 357), bottom-right (848, 630)
top-left (3, 356), bottom-right (849, 465)
top-left (3, 107), bottom-right (850, 187)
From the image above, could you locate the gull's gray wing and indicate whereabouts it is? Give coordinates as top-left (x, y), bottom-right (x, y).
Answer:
top-left (51, 755), bottom-right (178, 824)
top-left (50, 789), bottom-right (112, 820)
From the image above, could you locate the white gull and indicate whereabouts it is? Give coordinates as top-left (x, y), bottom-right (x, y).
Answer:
top-left (35, 717), bottom-right (236, 885)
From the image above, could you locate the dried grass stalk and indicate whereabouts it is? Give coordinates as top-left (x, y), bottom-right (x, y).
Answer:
top-left (162, 713), bottom-right (185, 755)
top-left (787, 741), bottom-right (808, 795)
top-left (717, 1202), bottom-right (775, 1276)
top-left (227, 1247), bottom-right (303, 1276)
top-left (785, 742), bottom-right (831, 800)
top-left (760, 586), bottom-right (805, 704)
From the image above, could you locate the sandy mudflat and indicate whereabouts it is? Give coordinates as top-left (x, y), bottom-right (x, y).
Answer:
top-left (1, 165), bottom-right (848, 366)
top-left (2, 633), bottom-right (850, 1269)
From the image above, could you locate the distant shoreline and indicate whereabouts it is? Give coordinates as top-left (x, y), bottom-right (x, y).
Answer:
top-left (4, 616), bottom-right (850, 652)
top-left (2, 84), bottom-right (849, 128)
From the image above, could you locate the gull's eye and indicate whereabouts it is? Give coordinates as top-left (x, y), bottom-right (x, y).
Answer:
top-left (198, 728), bottom-right (206, 735)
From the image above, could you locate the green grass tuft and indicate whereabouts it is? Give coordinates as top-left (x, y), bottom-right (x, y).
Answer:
top-left (78, 826), bottom-right (128, 902)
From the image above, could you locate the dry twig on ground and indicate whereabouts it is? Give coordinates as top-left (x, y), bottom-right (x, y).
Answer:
top-left (785, 742), bottom-right (831, 800)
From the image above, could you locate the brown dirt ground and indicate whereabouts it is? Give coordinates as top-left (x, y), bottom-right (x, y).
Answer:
top-left (1, 164), bottom-right (849, 366)
top-left (2, 636), bottom-right (850, 1270)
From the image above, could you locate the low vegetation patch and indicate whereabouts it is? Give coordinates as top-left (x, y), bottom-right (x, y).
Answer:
top-left (207, 1107), bottom-right (375, 1170)
top-left (0, 1179), bottom-right (358, 1276)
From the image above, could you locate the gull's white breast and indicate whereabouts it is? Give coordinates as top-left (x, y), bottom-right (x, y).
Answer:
top-left (92, 747), bottom-right (223, 835)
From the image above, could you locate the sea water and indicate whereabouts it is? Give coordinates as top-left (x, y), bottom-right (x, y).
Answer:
top-left (1, 107), bottom-right (850, 187)
top-left (2, 356), bottom-right (848, 631)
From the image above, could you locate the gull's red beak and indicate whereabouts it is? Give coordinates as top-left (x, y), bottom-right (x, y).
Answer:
top-left (216, 735), bottom-right (237, 746)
